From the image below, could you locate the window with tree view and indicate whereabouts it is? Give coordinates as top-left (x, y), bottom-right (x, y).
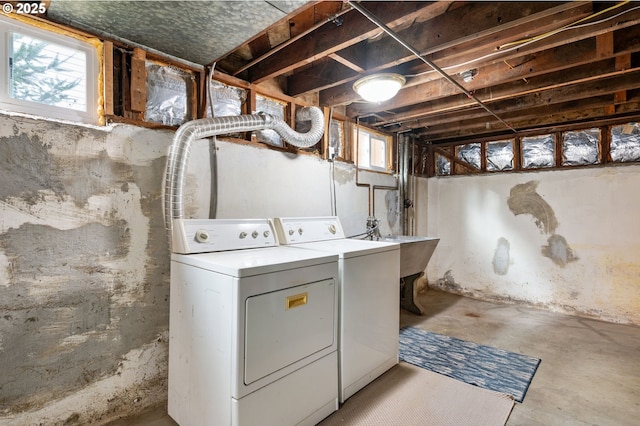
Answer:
top-left (10, 32), bottom-right (87, 111)
top-left (1, 16), bottom-right (98, 123)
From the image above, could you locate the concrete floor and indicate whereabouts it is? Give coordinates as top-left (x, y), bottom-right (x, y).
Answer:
top-left (107, 289), bottom-right (640, 425)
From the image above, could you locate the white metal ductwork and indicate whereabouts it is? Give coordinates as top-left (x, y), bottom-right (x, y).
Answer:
top-left (163, 106), bottom-right (325, 244)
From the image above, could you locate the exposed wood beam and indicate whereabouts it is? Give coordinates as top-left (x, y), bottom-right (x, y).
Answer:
top-left (248, 1), bottom-right (452, 83)
top-left (377, 67), bottom-right (640, 131)
top-left (415, 89), bottom-right (640, 140)
top-left (320, 2), bottom-right (592, 105)
top-left (327, 3), bottom-right (640, 107)
top-left (372, 55), bottom-right (640, 129)
top-left (375, 1), bottom-right (591, 70)
top-left (420, 100), bottom-right (640, 143)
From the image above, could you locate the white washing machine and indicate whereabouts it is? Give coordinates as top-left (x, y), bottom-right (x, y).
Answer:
top-left (274, 217), bottom-right (400, 403)
top-left (168, 218), bottom-right (339, 426)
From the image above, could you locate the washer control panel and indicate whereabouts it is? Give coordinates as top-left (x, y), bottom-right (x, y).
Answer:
top-left (172, 218), bottom-right (277, 254)
top-left (274, 216), bottom-right (345, 244)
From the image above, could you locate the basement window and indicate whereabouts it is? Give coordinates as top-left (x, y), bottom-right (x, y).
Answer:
top-left (354, 126), bottom-right (391, 172)
top-left (610, 123), bottom-right (640, 163)
top-left (562, 129), bottom-right (600, 166)
top-left (522, 134), bottom-right (555, 169)
top-left (0, 15), bottom-right (99, 124)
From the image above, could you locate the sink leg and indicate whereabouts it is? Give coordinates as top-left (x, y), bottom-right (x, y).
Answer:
top-left (400, 272), bottom-right (426, 315)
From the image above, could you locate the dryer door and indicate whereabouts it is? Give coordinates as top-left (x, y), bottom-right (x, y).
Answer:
top-left (244, 278), bottom-right (336, 385)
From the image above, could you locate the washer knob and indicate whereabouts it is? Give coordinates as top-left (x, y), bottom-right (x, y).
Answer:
top-left (298, 228), bottom-right (303, 235)
top-left (252, 230), bottom-right (259, 239)
top-left (239, 231), bottom-right (248, 239)
top-left (328, 224), bottom-right (336, 234)
top-left (263, 230), bottom-right (271, 238)
top-left (288, 229), bottom-right (295, 236)
top-left (195, 230), bottom-right (209, 243)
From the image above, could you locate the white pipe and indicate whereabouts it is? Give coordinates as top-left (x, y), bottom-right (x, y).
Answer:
top-left (164, 107), bottom-right (325, 244)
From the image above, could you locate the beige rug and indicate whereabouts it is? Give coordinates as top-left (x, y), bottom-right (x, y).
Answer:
top-left (318, 362), bottom-right (514, 426)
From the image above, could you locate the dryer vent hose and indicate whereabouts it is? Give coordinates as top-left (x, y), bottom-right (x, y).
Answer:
top-left (163, 106), bottom-right (325, 244)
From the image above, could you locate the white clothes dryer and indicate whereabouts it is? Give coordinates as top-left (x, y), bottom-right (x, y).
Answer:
top-left (168, 218), bottom-right (339, 426)
top-left (274, 217), bottom-right (400, 403)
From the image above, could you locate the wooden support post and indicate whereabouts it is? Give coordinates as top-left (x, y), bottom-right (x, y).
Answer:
top-left (130, 48), bottom-right (147, 113)
top-left (613, 54), bottom-right (631, 107)
top-left (597, 33), bottom-right (616, 115)
top-left (555, 132), bottom-right (563, 167)
top-left (103, 41), bottom-right (114, 116)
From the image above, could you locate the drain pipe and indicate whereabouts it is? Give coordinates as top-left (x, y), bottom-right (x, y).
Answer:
top-left (399, 133), bottom-right (409, 235)
top-left (164, 107), bottom-right (325, 244)
top-left (348, 1), bottom-right (517, 134)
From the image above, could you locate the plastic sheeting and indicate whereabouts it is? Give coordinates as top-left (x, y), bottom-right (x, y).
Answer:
top-left (415, 145), bottom-right (429, 176)
top-left (457, 143), bottom-right (481, 169)
top-left (562, 129), bottom-right (600, 166)
top-left (207, 80), bottom-right (246, 118)
top-left (254, 95), bottom-right (286, 147)
top-left (329, 119), bottom-right (343, 158)
top-left (145, 63), bottom-right (193, 126)
top-left (522, 134), bottom-right (555, 168)
top-left (610, 123), bottom-right (640, 162)
top-left (487, 140), bottom-right (514, 171)
top-left (436, 153), bottom-right (450, 176)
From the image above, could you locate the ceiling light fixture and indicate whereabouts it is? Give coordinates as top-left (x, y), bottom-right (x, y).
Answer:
top-left (353, 73), bottom-right (406, 103)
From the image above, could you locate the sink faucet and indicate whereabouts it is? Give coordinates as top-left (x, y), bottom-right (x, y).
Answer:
top-left (366, 216), bottom-right (381, 240)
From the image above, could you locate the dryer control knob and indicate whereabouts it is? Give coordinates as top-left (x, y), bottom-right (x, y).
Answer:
top-left (252, 231), bottom-right (259, 239)
top-left (239, 231), bottom-right (248, 239)
top-left (195, 230), bottom-right (209, 243)
top-left (298, 228), bottom-right (303, 235)
top-left (263, 230), bottom-right (271, 238)
top-left (328, 224), bottom-right (336, 234)
top-left (288, 229), bottom-right (295, 236)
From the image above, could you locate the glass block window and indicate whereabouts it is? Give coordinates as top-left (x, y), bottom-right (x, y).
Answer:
top-left (562, 128), bottom-right (600, 166)
top-left (522, 134), bottom-right (555, 169)
top-left (486, 139), bottom-right (514, 171)
top-left (610, 123), bottom-right (640, 163)
top-left (456, 143), bottom-right (481, 169)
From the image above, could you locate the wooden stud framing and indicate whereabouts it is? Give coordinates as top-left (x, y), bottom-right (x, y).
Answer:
top-left (130, 48), bottom-right (147, 113)
top-left (103, 41), bottom-right (114, 116)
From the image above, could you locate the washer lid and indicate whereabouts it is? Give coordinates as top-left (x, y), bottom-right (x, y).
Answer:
top-left (289, 238), bottom-right (399, 258)
top-left (171, 246), bottom-right (337, 277)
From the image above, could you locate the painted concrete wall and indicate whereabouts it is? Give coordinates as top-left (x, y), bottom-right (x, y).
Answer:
top-left (0, 113), bottom-right (399, 424)
top-left (424, 166), bottom-right (640, 325)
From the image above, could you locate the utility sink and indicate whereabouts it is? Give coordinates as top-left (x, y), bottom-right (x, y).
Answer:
top-left (379, 236), bottom-right (439, 278)
top-left (377, 236), bottom-right (439, 315)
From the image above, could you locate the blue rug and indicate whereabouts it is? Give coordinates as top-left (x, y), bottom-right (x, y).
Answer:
top-left (399, 327), bottom-right (540, 402)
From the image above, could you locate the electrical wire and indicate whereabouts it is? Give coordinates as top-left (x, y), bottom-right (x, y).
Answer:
top-left (498, 0), bottom-right (630, 50)
top-left (207, 63), bottom-right (218, 219)
top-left (347, 222), bottom-right (380, 239)
top-left (404, 1), bottom-right (640, 79)
top-left (327, 106), bottom-right (338, 216)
